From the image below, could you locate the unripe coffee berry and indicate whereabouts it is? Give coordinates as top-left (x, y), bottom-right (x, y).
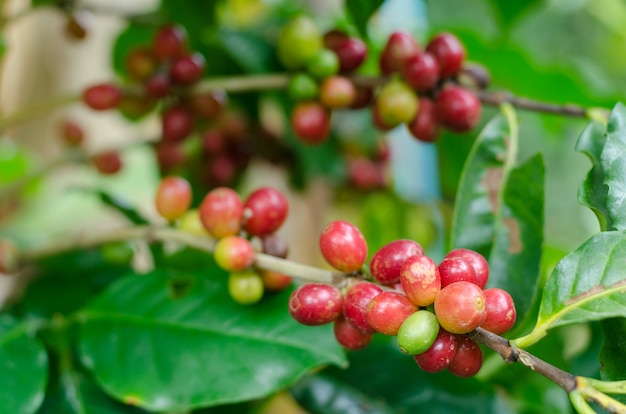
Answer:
top-left (277, 16), bottom-right (323, 70)
top-left (319, 76), bottom-right (356, 108)
top-left (319, 220), bottom-right (367, 273)
top-left (259, 270), bottom-right (292, 292)
top-left (375, 81), bottom-right (419, 128)
top-left (214, 236), bottom-right (255, 272)
top-left (434, 281), bottom-right (487, 334)
top-left (288, 283), bottom-right (343, 326)
top-left (288, 73), bottom-right (319, 102)
top-left (397, 310), bottom-right (440, 355)
top-left (306, 48), bottom-right (340, 79)
top-left (228, 270), bottom-right (264, 305)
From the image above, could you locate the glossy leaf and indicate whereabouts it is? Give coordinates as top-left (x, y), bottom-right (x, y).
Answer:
top-left (345, 0), bottom-right (384, 38)
top-left (599, 318), bottom-right (626, 381)
top-left (488, 153), bottom-right (544, 326)
top-left (601, 102), bottom-right (626, 231)
top-left (77, 270), bottom-right (346, 412)
top-left (0, 316), bottom-right (48, 414)
top-left (450, 106), bottom-right (517, 258)
top-left (514, 231), bottom-right (626, 348)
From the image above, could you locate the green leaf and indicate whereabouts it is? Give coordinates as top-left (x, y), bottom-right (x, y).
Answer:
top-left (345, 0), bottom-right (384, 38)
top-left (513, 231), bottom-right (626, 348)
top-left (599, 317), bottom-right (626, 381)
top-left (601, 102), bottom-right (626, 231)
top-left (208, 28), bottom-right (281, 74)
top-left (77, 270), bottom-right (346, 412)
top-left (450, 106), bottom-right (518, 258)
top-left (488, 0), bottom-right (542, 28)
top-left (488, 153), bottom-right (544, 328)
top-left (575, 120), bottom-right (612, 231)
top-left (95, 190), bottom-right (149, 225)
top-left (0, 316), bottom-right (48, 414)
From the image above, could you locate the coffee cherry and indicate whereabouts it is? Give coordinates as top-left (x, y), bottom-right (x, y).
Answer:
top-left (397, 310), bottom-right (440, 355)
top-left (379, 31), bottom-right (420, 74)
top-left (288, 73), bottom-right (319, 102)
top-left (400, 255), bottom-right (441, 306)
top-left (178, 209), bottom-right (209, 236)
top-left (375, 81), bottom-right (419, 128)
top-left (92, 151), bottom-right (122, 175)
top-left (347, 157), bottom-right (385, 190)
top-left (370, 239), bottom-right (424, 286)
top-left (434, 281), bottom-right (487, 334)
top-left (288, 283), bottom-right (343, 326)
top-left (401, 53), bottom-right (439, 93)
top-left (199, 187), bottom-right (243, 238)
top-left (162, 105), bottom-right (194, 142)
top-left (169, 53), bottom-right (206, 85)
top-left (407, 97), bottom-right (440, 143)
top-left (188, 89), bottom-right (227, 118)
top-left (83, 84), bottom-right (122, 111)
top-left (366, 291), bottom-right (417, 336)
top-left (0, 238), bottom-right (19, 274)
top-left (319, 220), bottom-right (367, 273)
top-left (155, 142), bottom-right (187, 173)
top-left (118, 95), bottom-right (157, 120)
top-left (291, 102), bottom-right (331, 145)
top-left (435, 85), bottom-right (481, 133)
top-left (425, 32), bottom-right (465, 78)
top-left (214, 236), bottom-right (255, 272)
top-left (201, 129), bottom-right (227, 155)
top-left (243, 187), bottom-right (289, 236)
top-left (444, 248), bottom-right (489, 289)
top-left (204, 156), bottom-right (236, 186)
top-left (327, 37), bottom-right (367, 73)
top-left (277, 15), bottom-right (323, 70)
top-left (145, 73), bottom-right (171, 98)
top-left (458, 62), bottom-right (490, 90)
top-left (228, 270), bottom-right (264, 305)
top-left (447, 335), bottom-right (483, 377)
top-left (153, 24), bottom-right (188, 61)
top-left (481, 288), bottom-right (516, 335)
top-left (413, 327), bottom-right (457, 373)
top-left (261, 234), bottom-right (289, 259)
top-left (319, 76), bottom-right (356, 108)
top-left (334, 316), bottom-right (373, 350)
top-left (101, 241), bottom-right (134, 265)
top-left (371, 104), bottom-right (395, 132)
top-left (343, 281), bottom-right (383, 334)
top-left (60, 119), bottom-right (84, 146)
top-left (155, 176), bottom-right (192, 221)
top-left (259, 270), bottom-right (292, 291)
top-left (306, 48), bottom-right (340, 79)
top-left (125, 47), bottom-right (157, 81)
top-left (438, 257), bottom-right (477, 288)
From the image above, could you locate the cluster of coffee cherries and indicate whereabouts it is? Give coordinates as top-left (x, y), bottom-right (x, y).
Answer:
top-left (288, 220), bottom-right (516, 378)
top-left (277, 15), bottom-right (486, 145)
top-left (155, 177), bottom-right (293, 304)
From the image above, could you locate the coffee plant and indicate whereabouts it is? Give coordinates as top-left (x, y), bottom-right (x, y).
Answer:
top-left (1, 0), bottom-right (626, 413)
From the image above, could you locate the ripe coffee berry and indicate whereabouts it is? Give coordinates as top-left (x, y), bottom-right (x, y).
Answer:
top-left (413, 327), bottom-right (457, 373)
top-left (438, 257), bottom-right (477, 287)
top-left (425, 32), bottom-right (466, 78)
top-left (400, 255), bottom-right (441, 306)
top-left (401, 53), bottom-right (440, 93)
top-left (380, 31), bottom-right (420, 74)
top-left (199, 187), bottom-right (243, 238)
top-left (259, 270), bottom-right (292, 292)
top-left (145, 74), bottom-right (171, 98)
top-left (169, 53), bottom-right (206, 85)
top-left (319, 76), bottom-right (356, 108)
top-left (444, 248), bottom-right (489, 289)
top-left (334, 315), bottom-right (373, 350)
top-left (153, 25), bottom-right (188, 61)
top-left (435, 85), bottom-right (481, 133)
top-left (370, 239), bottom-right (424, 285)
top-left (447, 335), bottom-right (483, 377)
top-left (188, 89), bottom-right (227, 118)
top-left (243, 187), bottom-right (289, 236)
top-left (319, 220), bottom-right (368, 273)
top-left (434, 281), bottom-right (487, 334)
top-left (397, 310), bottom-right (440, 355)
top-left (228, 270), bottom-right (264, 305)
top-left (214, 236), bottom-right (255, 272)
top-left (155, 176), bottom-right (192, 221)
top-left (288, 283), bottom-right (343, 326)
top-left (162, 105), bottom-right (194, 142)
top-left (332, 37), bottom-right (367, 73)
top-left (291, 101), bottom-right (331, 145)
top-left (155, 142), bottom-right (187, 173)
top-left (343, 281), bottom-right (383, 334)
top-left (407, 97), bottom-right (440, 143)
top-left (83, 84), bottom-right (123, 111)
top-left (60, 119), bottom-right (84, 146)
top-left (92, 151), bottom-right (122, 175)
top-left (481, 288), bottom-right (517, 335)
top-left (366, 291), bottom-right (417, 336)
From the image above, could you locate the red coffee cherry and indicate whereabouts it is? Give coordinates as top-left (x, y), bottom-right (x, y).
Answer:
top-left (199, 187), bottom-right (243, 239)
top-left (291, 101), bottom-right (331, 145)
top-left (401, 52), bottom-right (440, 93)
top-left (444, 248), bottom-right (489, 289)
top-left (326, 36), bottom-right (367, 73)
top-left (288, 283), bottom-right (343, 326)
top-left (370, 239), bottom-right (425, 286)
top-left (343, 281), bottom-right (383, 334)
top-left (438, 257), bottom-right (477, 288)
top-left (243, 187), bottom-right (289, 237)
top-left (407, 97), bottom-right (440, 143)
top-left (334, 315), bottom-right (373, 350)
top-left (347, 157), bottom-right (385, 190)
top-left (125, 47), bottom-right (157, 81)
top-left (201, 129), bottom-right (227, 155)
top-left (92, 151), bottom-right (122, 175)
top-left (60, 119), bottom-right (84, 146)
top-left (435, 85), bottom-right (481, 133)
top-left (154, 142), bottom-right (187, 173)
top-left (169, 53), bottom-right (206, 85)
top-left (400, 255), bottom-right (441, 306)
top-left (214, 236), bottom-right (255, 272)
top-left (155, 176), bottom-right (192, 221)
top-left (153, 24), bottom-right (188, 61)
top-left (319, 220), bottom-right (368, 273)
top-left (366, 291), bottom-right (417, 336)
top-left (481, 288), bottom-right (517, 335)
top-left (425, 32), bottom-right (466, 78)
top-left (188, 89), bottom-right (228, 119)
top-left (379, 31), bottom-right (421, 74)
top-left (259, 270), bottom-right (292, 292)
top-left (447, 335), bottom-right (483, 377)
top-left (145, 73), bottom-right (171, 98)
top-left (82, 84), bottom-right (123, 111)
top-left (434, 281), bottom-right (487, 334)
top-left (319, 76), bottom-right (356, 108)
top-left (162, 105), bottom-right (194, 142)
top-left (413, 327), bottom-right (458, 373)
